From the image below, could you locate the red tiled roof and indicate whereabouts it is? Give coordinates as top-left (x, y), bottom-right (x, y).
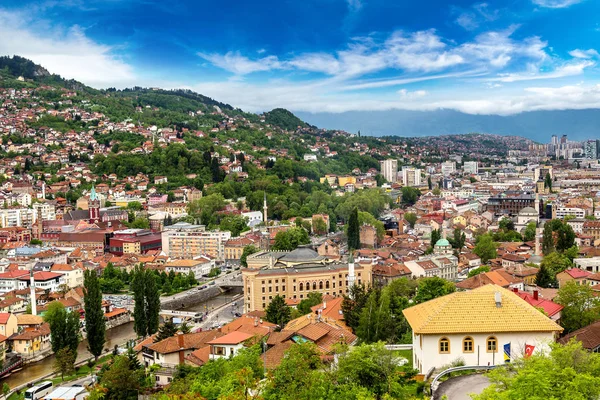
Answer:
top-left (207, 331), bottom-right (253, 345)
top-left (564, 268), bottom-right (591, 279)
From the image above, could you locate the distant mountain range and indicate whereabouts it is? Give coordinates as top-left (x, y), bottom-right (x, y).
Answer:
top-left (296, 109), bottom-right (600, 143)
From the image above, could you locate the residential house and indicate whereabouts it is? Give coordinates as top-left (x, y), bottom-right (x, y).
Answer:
top-left (10, 322), bottom-right (52, 358)
top-left (207, 331), bottom-right (254, 360)
top-left (0, 313), bottom-right (18, 337)
top-left (558, 321), bottom-right (600, 352)
top-left (403, 284), bottom-right (563, 374)
top-left (557, 268), bottom-right (591, 288)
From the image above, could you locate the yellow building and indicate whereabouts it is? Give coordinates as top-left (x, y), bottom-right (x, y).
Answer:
top-left (0, 313), bottom-right (18, 338)
top-left (243, 247), bottom-right (372, 312)
top-left (10, 323), bottom-right (51, 357)
top-left (320, 175), bottom-right (337, 186)
top-left (337, 176), bottom-right (356, 187)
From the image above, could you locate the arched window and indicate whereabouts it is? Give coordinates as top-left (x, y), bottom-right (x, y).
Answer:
top-left (312, 282), bottom-right (317, 290)
top-left (439, 337), bottom-right (450, 354)
top-left (486, 336), bottom-right (497, 353)
top-left (463, 337), bottom-right (474, 353)
top-left (325, 281), bottom-right (330, 289)
top-left (319, 281), bottom-right (323, 290)
top-left (299, 283), bottom-right (303, 291)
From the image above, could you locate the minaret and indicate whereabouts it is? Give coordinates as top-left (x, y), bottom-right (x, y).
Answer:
top-left (88, 185), bottom-right (100, 223)
top-left (263, 193), bottom-right (268, 225)
top-left (30, 269), bottom-right (37, 316)
top-left (41, 182), bottom-right (46, 200)
top-left (348, 252), bottom-right (356, 292)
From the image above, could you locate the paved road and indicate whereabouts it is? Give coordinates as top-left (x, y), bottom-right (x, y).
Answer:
top-left (196, 298), bottom-right (243, 330)
top-left (435, 374), bottom-right (491, 400)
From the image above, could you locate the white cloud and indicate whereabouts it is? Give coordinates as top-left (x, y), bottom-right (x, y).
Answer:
top-left (398, 89), bottom-right (428, 98)
top-left (0, 9), bottom-right (135, 88)
top-left (489, 60), bottom-right (594, 82)
top-left (455, 3), bottom-right (500, 31)
top-left (456, 13), bottom-right (479, 30)
top-left (347, 0), bottom-right (363, 12)
top-left (569, 48), bottom-right (600, 59)
top-left (197, 51), bottom-right (283, 75)
top-left (532, 0), bottom-right (583, 8)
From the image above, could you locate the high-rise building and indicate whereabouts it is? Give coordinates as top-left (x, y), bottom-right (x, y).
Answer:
top-left (463, 161), bottom-right (478, 175)
top-left (402, 167), bottom-right (422, 187)
top-left (586, 140), bottom-right (598, 159)
top-left (161, 222), bottom-right (231, 261)
top-left (441, 161), bottom-right (456, 176)
top-left (380, 159), bottom-right (398, 183)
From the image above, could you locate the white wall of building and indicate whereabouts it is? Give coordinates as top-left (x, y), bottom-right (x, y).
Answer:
top-left (412, 331), bottom-right (555, 374)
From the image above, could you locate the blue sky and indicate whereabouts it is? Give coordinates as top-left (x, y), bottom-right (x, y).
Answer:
top-left (1, 0), bottom-right (599, 115)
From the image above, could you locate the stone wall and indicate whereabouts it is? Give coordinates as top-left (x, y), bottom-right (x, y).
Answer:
top-left (160, 286), bottom-right (223, 310)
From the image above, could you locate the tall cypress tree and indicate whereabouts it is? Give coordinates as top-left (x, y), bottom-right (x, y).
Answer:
top-left (84, 269), bottom-right (105, 361)
top-left (145, 270), bottom-right (160, 335)
top-left (347, 207), bottom-right (360, 250)
top-left (132, 264), bottom-right (148, 337)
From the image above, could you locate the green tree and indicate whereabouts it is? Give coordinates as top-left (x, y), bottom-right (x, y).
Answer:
top-left (523, 221), bottom-right (537, 242)
top-left (44, 301), bottom-right (80, 356)
top-left (556, 280), bottom-right (600, 333)
top-left (296, 292), bottom-right (323, 315)
top-left (240, 245), bottom-right (259, 268)
top-left (473, 233), bottom-right (497, 264)
top-left (540, 251), bottom-right (571, 276)
top-left (404, 212), bottom-right (417, 229)
top-left (414, 277), bottom-right (455, 304)
top-left (265, 295), bottom-right (292, 328)
top-left (218, 214), bottom-right (249, 236)
top-left (468, 266), bottom-right (490, 278)
top-left (347, 207), bottom-right (360, 250)
top-left (312, 217), bottom-right (328, 236)
top-left (154, 320), bottom-right (178, 342)
top-left (100, 355), bottom-right (145, 400)
top-left (535, 264), bottom-right (558, 288)
top-left (400, 186), bottom-right (420, 206)
top-left (474, 341), bottom-right (600, 400)
top-left (430, 228), bottom-right (441, 249)
top-left (54, 347), bottom-right (76, 381)
top-left (544, 172), bottom-right (552, 191)
top-left (448, 228), bottom-right (466, 252)
top-left (427, 175), bottom-right (432, 190)
top-left (84, 269), bottom-right (106, 361)
top-left (336, 342), bottom-right (416, 399)
top-left (131, 265), bottom-right (160, 337)
top-left (341, 284), bottom-right (371, 331)
top-left (272, 227), bottom-right (310, 251)
top-left (543, 219), bottom-right (575, 255)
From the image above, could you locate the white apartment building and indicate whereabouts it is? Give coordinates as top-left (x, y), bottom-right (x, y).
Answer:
top-left (402, 167), bottom-right (422, 187)
top-left (164, 257), bottom-right (215, 279)
top-left (441, 161), bottom-right (456, 176)
top-left (380, 159), bottom-right (398, 183)
top-left (0, 208), bottom-right (34, 228)
top-left (555, 207), bottom-right (586, 219)
top-left (574, 257), bottom-right (600, 273)
top-left (33, 203), bottom-right (57, 221)
top-left (161, 223), bottom-right (231, 261)
top-left (463, 161), bottom-right (478, 175)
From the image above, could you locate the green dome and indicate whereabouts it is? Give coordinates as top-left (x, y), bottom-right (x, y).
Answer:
top-left (435, 238), bottom-right (450, 247)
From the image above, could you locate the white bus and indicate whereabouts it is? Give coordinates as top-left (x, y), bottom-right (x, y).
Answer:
top-left (25, 382), bottom-right (53, 400)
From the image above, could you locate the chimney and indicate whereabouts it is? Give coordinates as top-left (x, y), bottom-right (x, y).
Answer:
top-left (494, 292), bottom-right (502, 308)
top-left (323, 300), bottom-right (327, 309)
top-left (533, 290), bottom-right (539, 301)
top-left (177, 332), bottom-right (185, 365)
top-left (254, 317), bottom-right (258, 327)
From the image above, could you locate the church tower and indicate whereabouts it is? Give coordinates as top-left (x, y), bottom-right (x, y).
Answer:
top-left (88, 185), bottom-right (100, 223)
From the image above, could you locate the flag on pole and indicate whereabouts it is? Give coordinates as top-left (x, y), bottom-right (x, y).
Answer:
top-left (524, 344), bottom-right (535, 358)
top-left (503, 343), bottom-right (511, 363)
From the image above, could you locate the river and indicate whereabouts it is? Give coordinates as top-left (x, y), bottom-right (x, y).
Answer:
top-left (2, 322), bottom-right (137, 389)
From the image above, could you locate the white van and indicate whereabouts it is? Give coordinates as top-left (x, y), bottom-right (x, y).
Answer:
top-left (25, 382), bottom-right (53, 400)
